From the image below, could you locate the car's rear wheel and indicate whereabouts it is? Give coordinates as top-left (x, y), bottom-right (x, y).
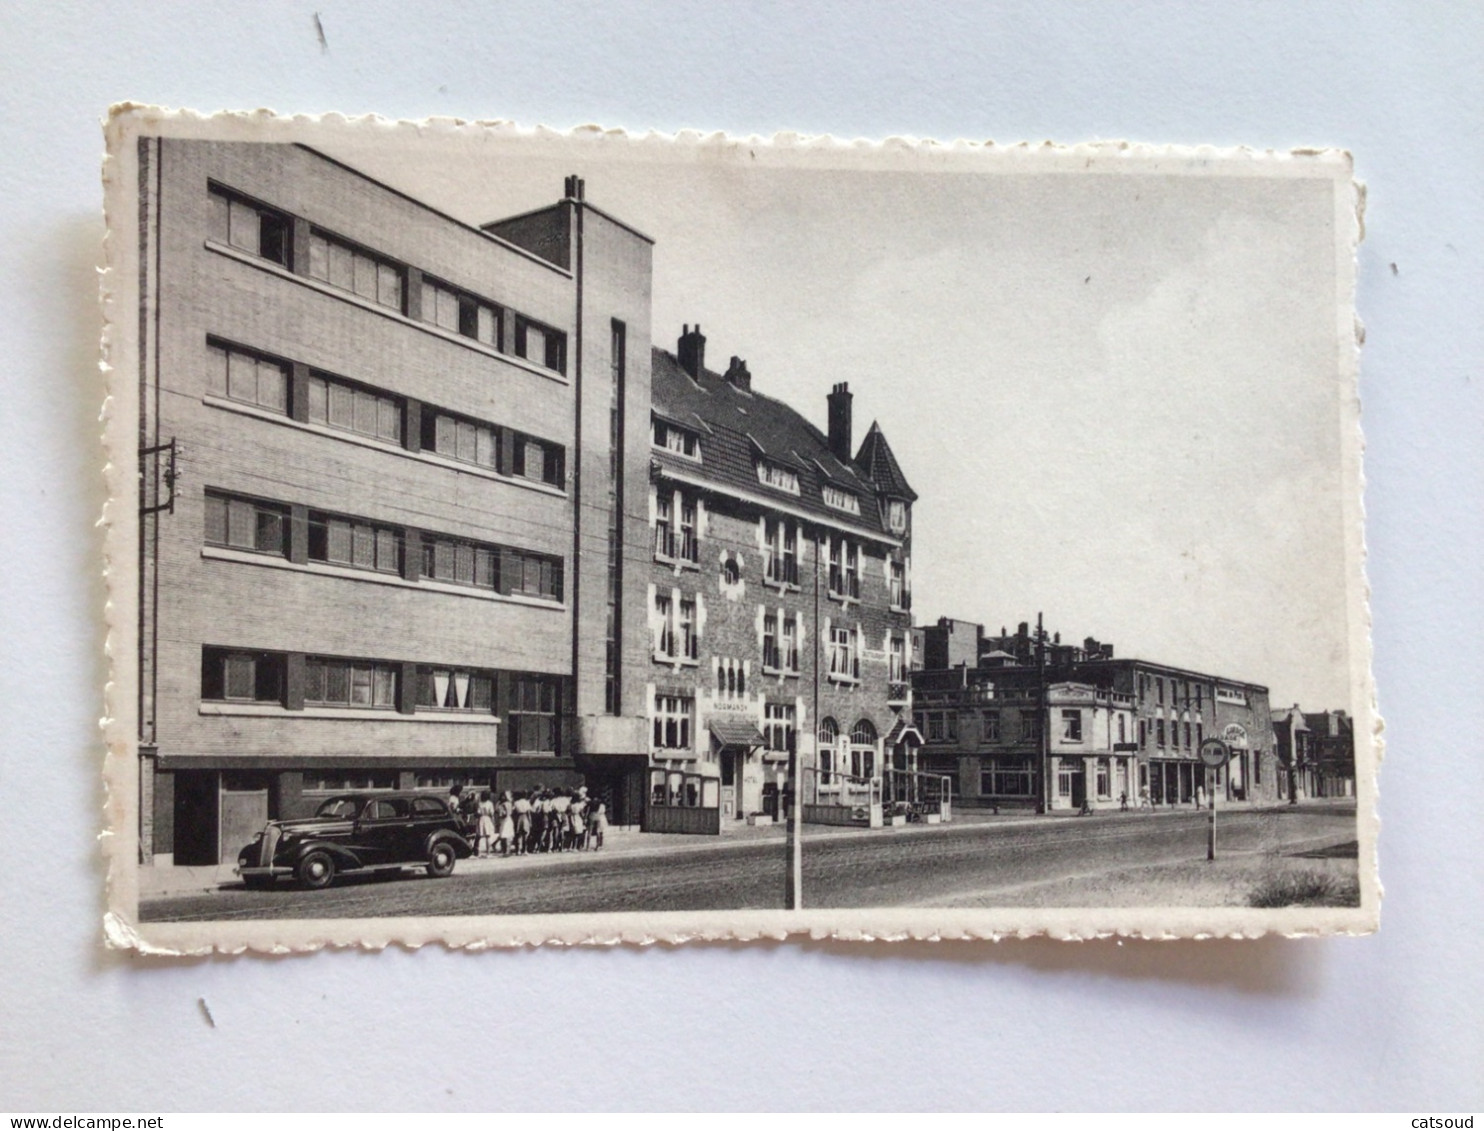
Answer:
top-left (296, 850), bottom-right (336, 890)
top-left (426, 840), bottom-right (457, 878)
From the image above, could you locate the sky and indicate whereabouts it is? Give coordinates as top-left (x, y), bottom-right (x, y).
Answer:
top-left (311, 125), bottom-right (1358, 710)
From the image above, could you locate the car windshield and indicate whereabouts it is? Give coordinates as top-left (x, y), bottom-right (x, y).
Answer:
top-left (314, 798), bottom-right (360, 819)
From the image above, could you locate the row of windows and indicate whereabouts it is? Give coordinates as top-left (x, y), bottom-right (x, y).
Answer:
top-left (204, 490), bottom-right (563, 602)
top-left (200, 648), bottom-right (560, 753)
top-left (651, 589), bottom-right (902, 684)
top-left (916, 708), bottom-right (1132, 746)
top-left (980, 760), bottom-right (1036, 797)
top-left (1142, 673), bottom-right (1207, 710)
top-left (821, 484), bottom-right (860, 515)
top-left (209, 185), bottom-right (566, 374)
top-left (1142, 717), bottom-right (1204, 750)
top-left (651, 492), bottom-right (909, 609)
top-left (817, 718), bottom-right (879, 784)
top-left (649, 699), bottom-right (877, 762)
top-left (652, 419), bottom-right (699, 460)
top-left (206, 340), bottom-right (565, 487)
top-left (651, 422), bottom-right (907, 540)
top-left (756, 460), bottom-right (800, 495)
top-left (655, 504), bottom-right (908, 611)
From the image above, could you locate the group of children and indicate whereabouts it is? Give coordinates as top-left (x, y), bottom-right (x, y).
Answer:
top-left (449, 784), bottom-right (608, 858)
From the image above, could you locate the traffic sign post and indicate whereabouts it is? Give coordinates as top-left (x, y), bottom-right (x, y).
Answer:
top-left (1197, 738), bottom-right (1231, 861)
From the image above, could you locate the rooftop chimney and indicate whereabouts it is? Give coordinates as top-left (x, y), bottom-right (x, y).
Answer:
top-left (563, 175), bottom-right (585, 201)
top-left (827, 382), bottom-right (853, 462)
top-left (723, 355), bottom-right (752, 392)
top-left (678, 324), bottom-right (706, 379)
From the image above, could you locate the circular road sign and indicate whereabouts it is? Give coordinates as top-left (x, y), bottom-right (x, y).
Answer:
top-left (1198, 738), bottom-right (1231, 769)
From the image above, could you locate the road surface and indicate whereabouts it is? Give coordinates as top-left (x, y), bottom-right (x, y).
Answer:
top-left (141, 802), bottom-right (1357, 921)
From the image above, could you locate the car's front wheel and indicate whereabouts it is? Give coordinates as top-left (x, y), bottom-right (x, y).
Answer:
top-left (296, 850), bottom-right (336, 890)
top-left (426, 840), bottom-right (457, 878)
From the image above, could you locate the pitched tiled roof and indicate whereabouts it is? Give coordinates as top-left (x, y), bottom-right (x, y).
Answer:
top-left (855, 420), bottom-right (917, 501)
top-left (650, 348), bottom-right (908, 540)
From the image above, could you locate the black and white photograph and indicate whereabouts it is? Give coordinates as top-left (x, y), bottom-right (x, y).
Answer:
top-left (103, 111), bottom-right (1374, 948)
top-left (7, 0), bottom-right (1484, 1116)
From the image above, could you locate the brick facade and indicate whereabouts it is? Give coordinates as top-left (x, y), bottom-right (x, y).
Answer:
top-left (912, 619), bottom-right (1280, 813)
top-left (643, 337), bottom-right (917, 827)
top-left (137, 141), bottom-right (654, 863)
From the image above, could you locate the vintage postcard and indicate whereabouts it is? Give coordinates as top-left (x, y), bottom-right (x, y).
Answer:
top-left (100, 108), bottom-right (1377, 951)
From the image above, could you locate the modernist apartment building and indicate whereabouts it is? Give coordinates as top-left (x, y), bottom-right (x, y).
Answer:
top-left (135, 140), bottom-right (656, 865)
top-left (912, 619), bottom-right (1280, 812)
top-left (642, 328), bottom-right (919, 830)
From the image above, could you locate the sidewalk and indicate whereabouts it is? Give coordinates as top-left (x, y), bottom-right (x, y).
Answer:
top-left (137, 799), bottom-right (1345, 900)
top-left (138, 809), bottom-right (1031, 900)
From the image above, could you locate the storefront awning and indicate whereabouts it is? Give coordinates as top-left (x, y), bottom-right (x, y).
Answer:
top-left (710, 719), bottom-right (766, 748)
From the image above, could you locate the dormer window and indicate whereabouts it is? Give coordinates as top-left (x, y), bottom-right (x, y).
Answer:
top-left (653, 419), bottom-right (700, 460)
top-left (886, 499), bottom-right (907, 533)
top-left (756, 460), bottom-right (799, 495)
top-left (822, 485), bottom-right (860, 515)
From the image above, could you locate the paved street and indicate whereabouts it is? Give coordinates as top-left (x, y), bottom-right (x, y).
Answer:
top-left (140, 802), bottom-right (1357, 921)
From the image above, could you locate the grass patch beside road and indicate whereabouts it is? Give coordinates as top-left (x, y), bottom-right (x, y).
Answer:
top-left (1249, 868), bottom-right (1360, 908)
top-left (926, 846), bottom-right (1360, 909)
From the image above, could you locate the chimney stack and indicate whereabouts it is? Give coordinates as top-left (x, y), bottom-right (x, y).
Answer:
top-left (827, 382), bottom-right (853, 462)
top-left (563, 175), bottom-right (585, 201)
top-left (678, 324), bottom-right (706, 379)
top-left (723, 355), bottom-right (752, 392)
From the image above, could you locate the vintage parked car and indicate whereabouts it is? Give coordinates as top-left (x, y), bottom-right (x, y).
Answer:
top-left (236, 792), bottom-right (473, 889)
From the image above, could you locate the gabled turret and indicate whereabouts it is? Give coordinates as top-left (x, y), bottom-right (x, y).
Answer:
top-left (855, 421), bottom-right (917, 502)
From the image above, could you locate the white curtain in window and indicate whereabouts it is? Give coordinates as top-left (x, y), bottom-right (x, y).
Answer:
top-left (433, 670), bottom-right (450, 709)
